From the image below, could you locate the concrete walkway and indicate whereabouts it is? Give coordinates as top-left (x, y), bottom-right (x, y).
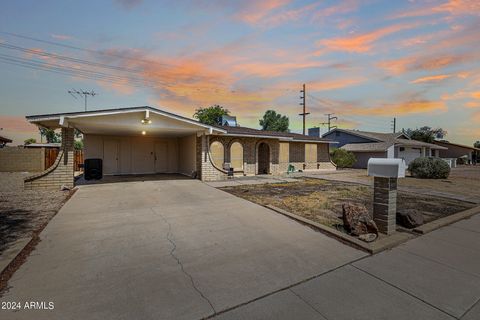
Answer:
top-left (214, 213), bottom-right (480, 320)
top-left (1, 179), bottom-right (365, 320)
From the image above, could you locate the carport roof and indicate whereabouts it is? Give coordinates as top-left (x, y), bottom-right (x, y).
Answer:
top-left (26, 106), bottom-right (227, 136)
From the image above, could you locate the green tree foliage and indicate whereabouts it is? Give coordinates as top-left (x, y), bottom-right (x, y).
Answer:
top-left (405, 126), bottom-right (447, 143)
top-left (408, 157), bottom-right (450, 179)
top-left (193, 105), bottom-right (230, 125)
top-left (24, 138), bottom-right (37, 145)
top-left (39, 128), bottom-right (61, 143)
top-left (474, 141), bottom-right (480, 149)
top-left (74, 140), bottom-right (84, 150)
top-left (259, 110), bottom-right (289, 132)
top-left (331, 148), bottom-right (356, 168)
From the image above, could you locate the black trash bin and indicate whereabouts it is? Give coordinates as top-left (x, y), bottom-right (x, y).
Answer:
top-left (84, 158), bottom-right (103, 180)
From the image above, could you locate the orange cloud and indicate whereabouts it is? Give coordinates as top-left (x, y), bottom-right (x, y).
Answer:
top-left (472, 92), bottom-right (480, 99)
top-left (318, 23), bottom-right (417, 53)
top-left (307, 78), bottom-right (365, 91)
top-left (348, 100), bottom-right (447, 116)
top-left (391, 0), bottom-right (480, 19)
top-left (235, 0), bottom-right (291, 24)
top-left (465, 101), bottom-right (480, 108)
top-left (378, 54), bottom-right (472, 75)
top-left (411, 74), bottom-right (451, 84)
top-left (473, 111), bottom-right (480, 122)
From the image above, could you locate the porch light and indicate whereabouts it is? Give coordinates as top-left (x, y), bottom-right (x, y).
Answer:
top-left (141, 130), bottom-right (146, 135)
top-left (141, 118), bottom-right (152, 125)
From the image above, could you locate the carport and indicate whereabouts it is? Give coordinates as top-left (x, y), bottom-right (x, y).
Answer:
top-left (26, 106), bottom-right (225, 177)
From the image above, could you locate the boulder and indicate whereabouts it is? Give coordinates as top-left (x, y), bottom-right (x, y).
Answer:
top-left (397, 209), bottom-right (424, 229)
top-left (342, 203), bottom-right (379, 236)
top-left (359, 233), bottom-right (378, 243)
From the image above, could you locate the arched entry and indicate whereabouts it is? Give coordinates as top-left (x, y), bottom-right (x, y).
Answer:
top-left (258, 142), bottom-right (270, 174)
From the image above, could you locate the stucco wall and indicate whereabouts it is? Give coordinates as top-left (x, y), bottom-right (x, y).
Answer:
top-left (178, 134), bottom-right (196, 176)
top-left (0, 147), bottom-right (44, 172)
top-left (84, 134), bottom-right (180, 174)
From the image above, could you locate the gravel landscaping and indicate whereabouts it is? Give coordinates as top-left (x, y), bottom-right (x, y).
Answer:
top-left (220, 178), bottom-right (476, 231)
top-left (0, 172), bottom-right (71, 255)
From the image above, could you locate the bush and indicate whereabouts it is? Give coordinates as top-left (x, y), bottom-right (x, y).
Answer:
top-left (331, 148), bottom-right (356, 168)
top-left (408, 157), bottom-right (450, 179)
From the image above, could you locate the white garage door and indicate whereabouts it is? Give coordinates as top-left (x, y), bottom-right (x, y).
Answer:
top-left (398, 147), bottom-right (421, 165)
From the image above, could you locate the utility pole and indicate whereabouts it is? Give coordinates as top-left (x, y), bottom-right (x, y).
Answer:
top-left (299, 83), bottom-right (310, 135)
top-left (68, 89), bottom-right (98, 111)
top-left (391, 117), bottom-right (396, 133)
top-left (322, 113), bottom-right (337, 131)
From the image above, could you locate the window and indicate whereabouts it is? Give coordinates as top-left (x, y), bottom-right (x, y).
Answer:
top-left (399, 147), bottom-right (405, 151)
top-left (230, 142), bottom-right (244, 170)
top-left (210, 141), bottom-right (224, 168)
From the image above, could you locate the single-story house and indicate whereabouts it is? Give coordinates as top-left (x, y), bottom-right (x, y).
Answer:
top-left (432, 140), bottom-right (480, 164)
top-left (322, 128), bottom-right (447, 168)
top-left (0, 135), bottom-right (12, 148)
top-left (24, 106), bottom-right (336, 189)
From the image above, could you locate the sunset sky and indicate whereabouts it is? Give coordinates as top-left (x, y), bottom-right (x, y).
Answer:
top-left (1, 0), bottom-right (479, 145)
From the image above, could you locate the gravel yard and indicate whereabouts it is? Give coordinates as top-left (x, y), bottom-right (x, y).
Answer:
top-left (0, 172), bottom-right (70, 255)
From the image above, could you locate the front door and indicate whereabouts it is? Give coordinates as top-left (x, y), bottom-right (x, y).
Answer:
top-left (103, 139), bottom-right (119, 174)
top-left (154, 142), bottom-right (168, 173)
top-left (258, 142), bottom-right (270, 174)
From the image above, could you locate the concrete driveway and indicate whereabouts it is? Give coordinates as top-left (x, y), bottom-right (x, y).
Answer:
top-left (2, 179), bottom-right (365, 320)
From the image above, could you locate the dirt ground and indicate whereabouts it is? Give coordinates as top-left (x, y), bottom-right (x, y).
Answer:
top-left (312, 165), bottom-right (480, 201)
top-left (220, 178), bottom-right (475, 231)
top-left (0, 172), bottom-right (70, 255)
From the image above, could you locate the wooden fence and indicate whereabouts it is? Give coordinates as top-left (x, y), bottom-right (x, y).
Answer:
top-left (74, 150), bottom-right (84, 171)
top-left (44, 148), bottom-right (59, 170)
top-left (44, 149), bottom-right (84, 171)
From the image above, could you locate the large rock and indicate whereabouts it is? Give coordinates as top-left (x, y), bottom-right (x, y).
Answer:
top-left (342, 203), bottom-right (379, 236)
top-left (397, 209), bottom-right (424, 228)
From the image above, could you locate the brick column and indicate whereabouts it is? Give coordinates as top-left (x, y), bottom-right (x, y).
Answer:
top-left (373, 177), bottom-right (397, 234)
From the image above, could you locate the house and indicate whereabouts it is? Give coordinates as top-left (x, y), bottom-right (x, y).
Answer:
top-left (0, 135), bottom-right (12, 148)
top-left (322, 128), bottom-right (447, 168)
top-left (23, 106), bottom-right (336, 189)
top-left (432, 140), bottom-right (480, 164)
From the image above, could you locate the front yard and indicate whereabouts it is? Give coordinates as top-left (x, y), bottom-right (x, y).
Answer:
top-left (0, 172), bottom-right (70, 255)
top-left (220, 177), bottom-right (476, 231)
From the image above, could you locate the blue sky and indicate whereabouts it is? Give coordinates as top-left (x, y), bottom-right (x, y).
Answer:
top-left (0, 0), bottom-right (479, 145)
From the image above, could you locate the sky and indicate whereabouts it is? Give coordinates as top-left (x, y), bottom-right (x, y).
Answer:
top-left (0, 0), bottom-right (479, 145)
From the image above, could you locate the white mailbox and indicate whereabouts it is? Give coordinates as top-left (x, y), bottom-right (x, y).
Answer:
top-left (367, 158), bottom-right (406, 178)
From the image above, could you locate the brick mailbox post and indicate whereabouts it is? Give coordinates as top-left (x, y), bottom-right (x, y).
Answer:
top-left (367, 158), bottom-right (406, 235)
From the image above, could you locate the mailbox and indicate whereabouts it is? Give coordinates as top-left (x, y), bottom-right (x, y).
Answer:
top-left (367, 158), bottom-right (406, 178)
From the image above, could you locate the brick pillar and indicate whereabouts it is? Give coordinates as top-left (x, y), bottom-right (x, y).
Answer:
top-left (373, 177), bottom-right (397, 234)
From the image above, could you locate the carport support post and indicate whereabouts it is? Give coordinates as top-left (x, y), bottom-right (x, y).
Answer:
top-left (373, 177), bottom-right (397, 235)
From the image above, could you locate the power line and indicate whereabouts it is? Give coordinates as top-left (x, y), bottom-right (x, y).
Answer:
top-left (68, 89), bottom-right (97, 111)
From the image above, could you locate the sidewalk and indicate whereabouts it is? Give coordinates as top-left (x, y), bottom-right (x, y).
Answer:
top-left (213, 213), bottom-right (480, 320)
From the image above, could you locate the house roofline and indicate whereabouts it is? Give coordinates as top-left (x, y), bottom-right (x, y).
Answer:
top-left (26, 106), bottom-right (227, 133)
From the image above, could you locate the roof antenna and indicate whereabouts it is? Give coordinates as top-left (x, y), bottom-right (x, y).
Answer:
top-left (67, 89), bottom-right (98, 111)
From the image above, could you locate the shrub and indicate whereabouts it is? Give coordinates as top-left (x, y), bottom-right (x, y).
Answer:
top-left (331, 148), bottom-right (356, 168)
top-left (408, 157), bottom-right (450, 179)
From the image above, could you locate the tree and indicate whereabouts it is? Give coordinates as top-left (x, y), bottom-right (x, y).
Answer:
top-left (474, 141), bottom-right (480, 149)
top-left (193, 105), bottom-right (229, 125)
top-left (331, 148), bottom-right (356, 168)
top-left (405, 126), bottom-right (447, 143)
top-left (39, 128), bottom-right (61, 143)
top-left (24, 138), bottom-right (37, 145)
top-left (259, 110), bottom-right (289, 132)
top-left (74, 140), bottom-right (84, 150)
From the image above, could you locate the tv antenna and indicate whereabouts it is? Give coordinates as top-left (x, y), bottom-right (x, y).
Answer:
top-left (68, 89), bottom-right (97, 111)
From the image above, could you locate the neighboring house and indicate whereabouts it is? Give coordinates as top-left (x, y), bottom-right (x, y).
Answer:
top-left (322, 128), bottom-right (447, 168)
top-left (0, 135), bottom-right (12, 148)
top-left (24, 106), bottom-right (336, 189)
top-left (433, 140), bottom-right (480, 164)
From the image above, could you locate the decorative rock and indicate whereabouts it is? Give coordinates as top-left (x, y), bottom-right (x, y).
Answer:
top-left (342, 203), bottom-right (379, 236)
top-left (397, 209), bottom-right (424, 228)
top-left (359, 233), bottom-right (378, 242)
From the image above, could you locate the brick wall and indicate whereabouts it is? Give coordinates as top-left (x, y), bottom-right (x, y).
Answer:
top-left (197, 134), bottom-right (336, 181)
top-left (0, 147), bottom-right (44, 172)
top-left (24, 128), bottom-right (75, 190)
